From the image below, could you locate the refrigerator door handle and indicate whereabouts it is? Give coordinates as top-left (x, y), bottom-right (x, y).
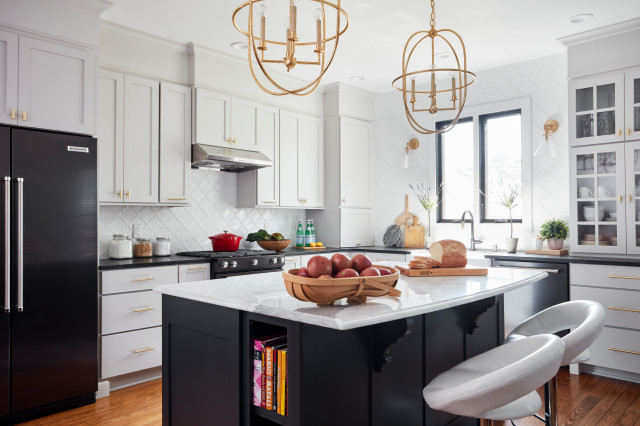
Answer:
top-left (3, 177), bottom-right (9, 313)
top-left (16, 178), bottom-right (23, 312)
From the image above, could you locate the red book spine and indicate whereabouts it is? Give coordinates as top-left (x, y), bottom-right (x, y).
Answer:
top-left (261, 343), bottom-right (267, 407)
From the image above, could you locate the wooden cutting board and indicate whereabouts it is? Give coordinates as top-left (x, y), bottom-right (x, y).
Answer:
top-left (404, 225), bottom-right (425, 248)
top-left (297, 246), bottom-right (327, 251)
top-left (395, 195), bottom-right (420, 227)
top-left (524, 249), bottom-right (568, 256)
top-left (396, 265), bottom-right (488, 277)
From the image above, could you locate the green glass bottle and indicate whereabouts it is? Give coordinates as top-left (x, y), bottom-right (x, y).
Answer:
top-left (296, 220), bottom-right (304, 248)
top-left (310, 220), bottom-right (316, 245)
top-left (305, 220), bottom-right (311, 247)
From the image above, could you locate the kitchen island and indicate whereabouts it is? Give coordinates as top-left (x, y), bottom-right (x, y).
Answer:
top-left (155, 265), bottom-right (546, 426)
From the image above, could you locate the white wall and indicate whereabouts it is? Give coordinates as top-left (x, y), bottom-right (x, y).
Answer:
top-left (372, 53), bottom-right (569, 250)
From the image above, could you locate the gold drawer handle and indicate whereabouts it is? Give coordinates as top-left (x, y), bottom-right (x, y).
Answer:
top-left (187, 266), bottom-right (206, 271)
top-left (10, 108), bottom-right (15, 119)
top-left (618, 129), bottom-right (622, 137)
top-left (132, 277), bottom-right (155, 282)
top-left (629, 128), bottom-right (632, 136)
top-left (132, 306), bottom-right (155, 312)
top-left (608, 275), bottom-right (640, 280)
top-left (608, 306), bottom-right (640, 313)
top-left (126, 190), bottom-right (131, 199)
top-left (262, 201), bottom-right (278, 204)
top-left (22, 111), bottom-right (26, 121)
top-left (630, 194), bottom-right (633, 203)
top-left (168, 197), bottom-right (187, 201)
top-left (118, 189), bottom-right (123, 199)
top-left (619, 194), bottom-right (624, 203)
top-left (608, 348), bottom-right (640, 356)
top-left (132, 347), bottom-right (155, 354)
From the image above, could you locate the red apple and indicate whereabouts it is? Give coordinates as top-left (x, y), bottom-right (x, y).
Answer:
top-left (297, 271), bottom-right (310, 278)
top-left (378, 268), bottom-right (392, 276)
top-left (335, 268), bottom-right (359, 278)
top-left (317, 274), bottom-right (333, 279)
top-left (351, 254), bottom-right (373, 273)
top-left (331, 253), bottom-right (353, 274)
top-left (307, 255), bottom-right (332, 278)
top-left (360, 267), bottom-right (381, 277)
top-left (297, 267), bottom-right (309, 275)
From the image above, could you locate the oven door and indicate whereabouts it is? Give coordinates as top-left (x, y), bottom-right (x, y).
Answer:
top-left (213, 267), bottom-right (283, 279)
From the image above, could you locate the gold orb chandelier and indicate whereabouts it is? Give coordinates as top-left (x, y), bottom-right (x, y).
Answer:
top-left (392, 0), bottom-right (476, 134)
top-left (232, 0), bottom-right (349, 96)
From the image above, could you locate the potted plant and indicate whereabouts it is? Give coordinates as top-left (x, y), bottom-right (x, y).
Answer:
top-left (539, 219), bottom-right (569, 250)
top-left (501, 185), bottom-right (520, 253)
top-left (409, 183), bottom-right (441, 247)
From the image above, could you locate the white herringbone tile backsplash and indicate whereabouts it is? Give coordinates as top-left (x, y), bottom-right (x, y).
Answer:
top-left (373, 53), bottom-right (569, 250)
top-left (99, 170), bottom-right (306, 258)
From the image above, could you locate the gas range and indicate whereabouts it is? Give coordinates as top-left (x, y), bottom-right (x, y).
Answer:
top-left (176, 250), bottom-right (286, 278)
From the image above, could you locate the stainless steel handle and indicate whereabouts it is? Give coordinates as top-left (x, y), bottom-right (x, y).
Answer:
top-left (3, 177), bottom-right (9, 313)
top-left (16, 178), bottom-right (23, 312)
top-left (494, 265), bottom-right (559, 274)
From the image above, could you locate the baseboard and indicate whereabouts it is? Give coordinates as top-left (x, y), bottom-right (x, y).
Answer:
top-left (96, 381), bottom-right (110, 399)
top-left (578, 364), bottom-right (640, 384)
top-left (101, 366), bottom-right (162, 392)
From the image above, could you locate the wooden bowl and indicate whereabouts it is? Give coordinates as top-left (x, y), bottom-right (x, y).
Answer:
top-left (257, 239), bottom-right (291, 252)
top-left (283, 265), bottom-right (401, 305)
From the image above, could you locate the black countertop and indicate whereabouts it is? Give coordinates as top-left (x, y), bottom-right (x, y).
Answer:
top-left (485, 251), bottom-right (640, 267)
top-left (279, 245), bottom-right (428, 256)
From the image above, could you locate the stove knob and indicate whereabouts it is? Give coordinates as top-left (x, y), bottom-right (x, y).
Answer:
top-left (278, 257), bottom-right (285, 263)
top-left (250, 259), bottom-right (259, 266)
top-left (269, 258), bottom-right (277, 264)
top-left (221, 261), bottom-right (229, 269)
top-left (230, 261), bottom-right (238, 268)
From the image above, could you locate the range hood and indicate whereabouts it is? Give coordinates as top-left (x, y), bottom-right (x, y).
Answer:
top-left (191, 144), bottom-right (272, 172)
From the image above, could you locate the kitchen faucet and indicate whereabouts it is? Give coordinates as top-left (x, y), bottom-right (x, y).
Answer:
top-left (461, 210), bottom-right (483, 251)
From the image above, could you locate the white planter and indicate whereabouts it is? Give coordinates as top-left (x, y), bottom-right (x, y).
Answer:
top-left (505, 238), bottom-right (519, 253)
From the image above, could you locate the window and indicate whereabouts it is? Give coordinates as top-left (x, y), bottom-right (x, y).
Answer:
top-left (435, 105), bottom-right (525, 223)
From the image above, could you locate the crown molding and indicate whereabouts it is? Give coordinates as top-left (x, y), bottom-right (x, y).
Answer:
top-left (100, 20), bottom-right (189, 54)
top-left (323, 82), bottom-right (376, 99)
top-left (558, 17), bottom-right (640, 46)
top-left (63, 0), bottom-right (113, 13)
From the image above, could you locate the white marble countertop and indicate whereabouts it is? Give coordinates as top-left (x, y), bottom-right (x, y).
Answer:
top-left (154, 262), bottom-right (547, 330)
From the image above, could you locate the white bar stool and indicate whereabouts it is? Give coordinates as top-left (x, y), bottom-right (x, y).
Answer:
top-left (423, 334), bottom-right (565, 425)
top-left (504, 300), bottom-right (606, 426)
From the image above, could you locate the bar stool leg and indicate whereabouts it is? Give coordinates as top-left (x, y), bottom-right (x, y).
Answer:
top-left (548, 375), bottom-right (558, 426)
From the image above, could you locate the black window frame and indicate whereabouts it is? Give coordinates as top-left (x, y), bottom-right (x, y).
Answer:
top-left (478, 109), bottom-right (523, 224)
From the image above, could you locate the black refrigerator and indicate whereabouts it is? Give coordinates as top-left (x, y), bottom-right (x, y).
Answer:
top-left (0, 126), bottom-right (97, 423)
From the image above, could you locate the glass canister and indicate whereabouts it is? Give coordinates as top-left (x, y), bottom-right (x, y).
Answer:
top-left (153, 237), bottom-right (171, 257)
top-left (109, 234), bottom-right (133, 259)
top-left (133, 238), bottom-right (153, 258)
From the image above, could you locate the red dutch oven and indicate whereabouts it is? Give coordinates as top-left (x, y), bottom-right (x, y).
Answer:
top-left (209, 230), bottom-right (243, 252)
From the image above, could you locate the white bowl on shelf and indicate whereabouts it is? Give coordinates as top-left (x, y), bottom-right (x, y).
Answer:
top-left (609, 212), bottom-right (617, 220)
top-left (583, 206), bottom-right (605, 222)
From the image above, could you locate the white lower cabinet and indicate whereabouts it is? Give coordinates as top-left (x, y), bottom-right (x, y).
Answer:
top-left (101, 265), bottom-right (178, 295)
top-left (283, 256), bottom-right (301, 270)
top-left (101, 291), bottom-right (162, 335)
top-left (582, 327), bottom-right (640, 375)
top-left (101, 327), bottom-right (162, 379)
top-left (178, 263), bottom-right (211, 282)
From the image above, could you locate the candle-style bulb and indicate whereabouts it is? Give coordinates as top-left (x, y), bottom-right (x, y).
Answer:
top-left (313, 8), bottom-right (324, 20)
top-left (257, 4), bottom-right (268, 17)
top-left (282, 18), bottom-right (290, 29)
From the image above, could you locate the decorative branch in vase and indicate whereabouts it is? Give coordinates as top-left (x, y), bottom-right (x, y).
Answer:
top-left (409, 183), bottom-right (441, 246)
top-left (501, 185), bottom-right (520, 253)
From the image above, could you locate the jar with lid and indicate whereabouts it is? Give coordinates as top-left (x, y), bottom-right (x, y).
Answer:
top-left (109, 234), bottom-right (133, 259)
top-left (153, 237), bottom-right (171, 257)
top-left (133, 238), bottom-right (153, 258)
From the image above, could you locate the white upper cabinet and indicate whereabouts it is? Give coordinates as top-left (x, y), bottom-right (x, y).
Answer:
top-left (625, 69), bottom-right (640, 141)
top-left (123, 75), bottom-right (159, 204)
top-left (340, 208), bottom-right (374, 247)
top-left (339, 117), bottom-right (373, 208)
top-left (230, 97), bottom-right (259, 151)
top-left (0, 29), bottom-right (18, 126)
top-left (194, 88), bottom-right (230, 147)
top-left (300, 115), bottom-right (324, 208)
top-left (279, 110), bottom-right (302, 207)
top-left (625, 141), bottom-right (640, 254)
top-left (98, 70), bottom-right (124, 203)
top-left (160, 82), bottom-right (191, 205)
top-left (570, 73), bottom-right (625, 146)
top-left (18, 35), bottom-right (94, 135)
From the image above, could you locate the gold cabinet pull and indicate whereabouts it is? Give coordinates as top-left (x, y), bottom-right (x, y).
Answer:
top-left (232, 137), bottom-right (237, 144)
top-left (168, 197), bottom-right (187, 201)
top-left (608, 348), bottom-right (640, 356)
top-left (118, 189), bottom-right (123, 199)
top-left (629, 128), bottom-right (632, 136)
top-left (618, 129), bottom-right (621, 137)
top-left (132, 347), bottom-right (155, 354)
top-left (619, 194), bottom-right (624, 203)
top-left (227, 137), bottom-right (232, 143)
top-left (132, 306), bottom-right (155, 312)
top-left (608, 306), bottom-right (640, 313)
top-left (342, 197), bottom-right (345, 204)
top-left (608, 275), bottom-right (640, 280)
top-left (132, 277), bottom-right (155, 282)
top-left (187, 266), bottom-right (206, 271)
top-left (22, 111), bottom-right (26, 121)
top-left (10, 108), bottom-right (15, 119)
top-left (126, 190), bottom-right (131, 199)
top-left (262, 201), bottom-right (277, 204)
top-left (630, 194), bottom-right (633, 203)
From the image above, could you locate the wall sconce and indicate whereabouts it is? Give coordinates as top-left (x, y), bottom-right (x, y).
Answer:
top-left (405, 138), bottom-right (419, 168)
top-left (534, 120), bottom-right (559, 158)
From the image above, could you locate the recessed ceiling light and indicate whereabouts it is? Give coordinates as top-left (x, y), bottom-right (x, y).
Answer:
top-left (568, 14), bottom-right (594, 24)
top-left (435, 52), bottom-right (452, 61)
top-left (350, 75), bottom-right (365, 82)
top-left (230, 42), bottom-right (248, 50)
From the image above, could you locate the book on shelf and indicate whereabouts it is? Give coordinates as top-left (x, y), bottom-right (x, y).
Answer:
top-left (272, 344), bottom-right (286, 413)
top-left (278, 349), bottom-right (287, 416)
top-left (253, 334), bottom-right (286, 408)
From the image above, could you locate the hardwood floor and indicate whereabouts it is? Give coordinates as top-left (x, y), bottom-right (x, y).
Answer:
top-left (19, 367), bottom-right (640, 425)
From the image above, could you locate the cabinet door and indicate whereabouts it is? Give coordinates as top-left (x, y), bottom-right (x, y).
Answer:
top-left (300, 115), bottom-right (324, 208)
top-left (340, 117), bottom-right (373, 208)
top-left (625, 142), bottom-right (640, 254)
top-left (340, 208), bottom-right (373, 247)
top-left (160, 82), bottom-right (191, 204)
top-left (178, 263), bottom-right (211, 282)
top-left (256, 105), bottom-right (279, 206)
top-left (230, 96), bottom-right (259, 151)
top-left (123, 75), bottom-right (159, 204)
top-left (98, 70), bottom-right (124, 203)
top-left (279, 110), bottom-right (302, 207)
top-left (569, 73), bottom-right (624, 146)
top-left (570, 143), bottom-right (626, 253)
top-left (625, 69), bottom-right (640, 141)
top-left (0, 30), bottom-right (17, 126)
top-left (18, 36), bottom-right (94, 134)
top-left (194, 88), bottom-right (230, 147)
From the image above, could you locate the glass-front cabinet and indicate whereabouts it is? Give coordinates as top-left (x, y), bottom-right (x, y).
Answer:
top-left (625, 142), bottom-right (640, 254)
top-left (625, 70), bottom-right (640, 141)
top-left (570, 144), bottom-right (626, 253)
top-left (570, 73), bottom-right (625, 146)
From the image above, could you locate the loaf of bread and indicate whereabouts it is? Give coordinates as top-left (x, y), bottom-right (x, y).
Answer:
top-left (428, 240), bottom-right (467, 268)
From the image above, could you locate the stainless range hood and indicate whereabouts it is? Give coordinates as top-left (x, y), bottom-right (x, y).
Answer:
top-left (191, 144), bottom-right (272, 172)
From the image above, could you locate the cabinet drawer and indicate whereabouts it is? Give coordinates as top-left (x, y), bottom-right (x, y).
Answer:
top-left (571, 286), bottom-right (640, 330)
top-left (101, 327), bottom-right (162, 378)
top-left (102, 291), bottom-right (162, 335)
top-left (102, 265), bottom-right (178, 294)
top-left (585, 327), bottom-right (640, 375)
top-left (178, 263), bottom-right (211, 282)
top-left (570, 263), bottom-right (640, 291)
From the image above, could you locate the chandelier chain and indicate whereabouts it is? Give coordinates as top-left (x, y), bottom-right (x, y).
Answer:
top-left (429, 0), bottom-right (436, 28)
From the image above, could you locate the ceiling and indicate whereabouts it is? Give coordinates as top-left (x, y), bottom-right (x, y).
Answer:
top-left (101, 0), bottom-right (640, 93)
